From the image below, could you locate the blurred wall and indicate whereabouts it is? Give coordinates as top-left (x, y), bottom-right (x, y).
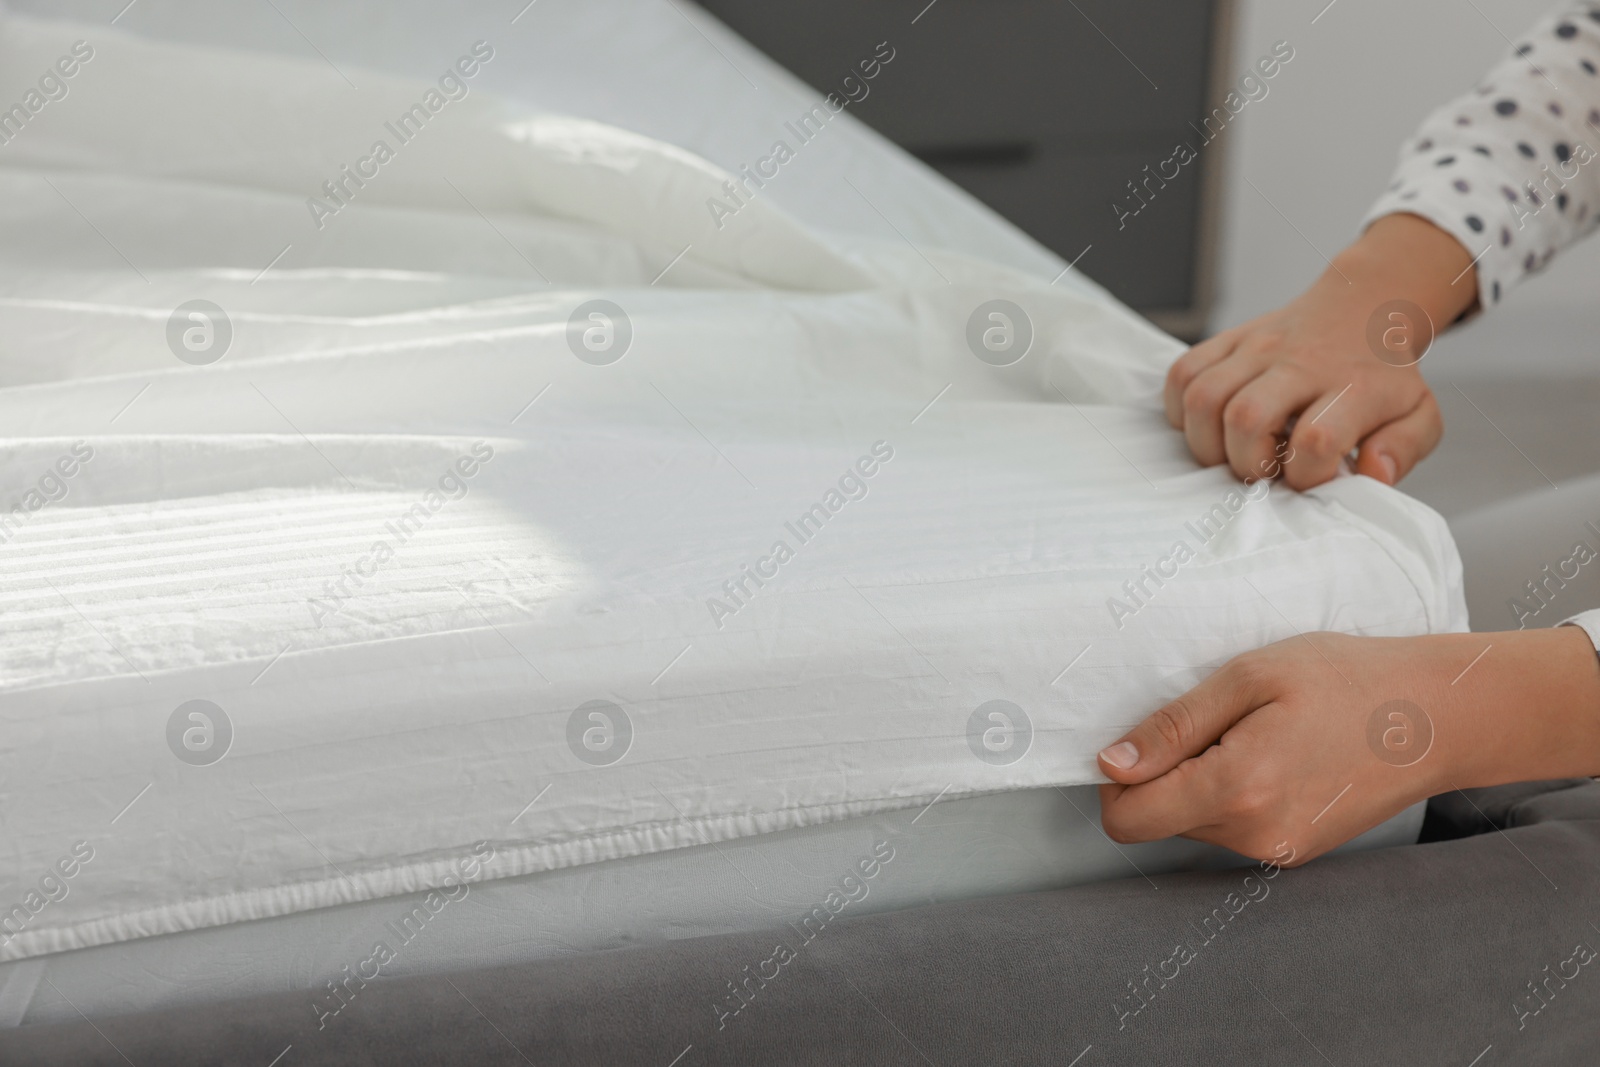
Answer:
top-left (1215, 0), bottom-right (1600, 374)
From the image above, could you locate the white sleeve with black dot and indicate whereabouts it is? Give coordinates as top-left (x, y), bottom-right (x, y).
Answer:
top-left (1364, 2), bottom-right (1600, 312)
top-left (1564, 608), bottom-right (1600, 659)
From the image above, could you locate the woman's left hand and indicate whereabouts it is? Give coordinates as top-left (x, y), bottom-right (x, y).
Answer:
top-left (1096, 628), bottom-right (1600, 865)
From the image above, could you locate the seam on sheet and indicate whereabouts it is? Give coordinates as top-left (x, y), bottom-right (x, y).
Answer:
top-left (0, 788), bottom-right (984, 963)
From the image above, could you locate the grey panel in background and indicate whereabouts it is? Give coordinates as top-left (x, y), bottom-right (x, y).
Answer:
top-left (937, 147), bottom-right (1205, 308)
top-left (697, 0), bottom-right (1223, 316)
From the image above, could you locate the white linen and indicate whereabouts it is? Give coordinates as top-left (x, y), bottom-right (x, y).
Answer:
top-left (0, 0), bottom-right (1079, 290)
top-left (0, 788), bottom-right (1425, 1028)
top-left (0, 5), bottom-right (1466, 970)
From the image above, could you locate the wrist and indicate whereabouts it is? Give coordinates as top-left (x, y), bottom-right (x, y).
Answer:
top-left (1432, 628), bottom-right (1600, 791)
top-left (1321, 213), bottom-right (1480, 328)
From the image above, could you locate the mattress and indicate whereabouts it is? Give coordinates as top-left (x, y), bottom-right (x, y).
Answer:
top-left (0, 787), bottom-right (1423, 1028)
top-left (0, 0), bottom-right (1461, 1026)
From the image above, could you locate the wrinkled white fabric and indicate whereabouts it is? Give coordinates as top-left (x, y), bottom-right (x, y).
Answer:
top-left (0, 10), bottom-right (1466, 962)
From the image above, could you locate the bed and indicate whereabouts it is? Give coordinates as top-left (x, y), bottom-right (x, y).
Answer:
top-left (0, 0), bottom-right (1463, 1031)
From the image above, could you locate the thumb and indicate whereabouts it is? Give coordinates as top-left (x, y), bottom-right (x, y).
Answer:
top-left (1355, 391), bottom-right (1442, 486)
top-left (1097, 658), bottom-right (1276, 784)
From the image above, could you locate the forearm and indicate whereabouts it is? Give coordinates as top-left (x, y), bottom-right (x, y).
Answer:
top-left (1434, 627), bottom-right (1600, 790)
top-left (1289, 212), bottom-right (1480, 352)
top-left (1333, 213), bottom-right (1480, 326)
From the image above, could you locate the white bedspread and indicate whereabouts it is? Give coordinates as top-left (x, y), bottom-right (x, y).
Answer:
top-left (0, 7), bottom-right (1465, 964)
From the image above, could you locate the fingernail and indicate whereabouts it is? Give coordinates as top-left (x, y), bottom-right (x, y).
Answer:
top-left (1100, 741), bottom-right (1139, 770)
top-left (1377, 452), bottom-right (1397, 484)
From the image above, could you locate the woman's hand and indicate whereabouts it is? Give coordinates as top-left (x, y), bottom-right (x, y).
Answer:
top-left (1166, 214), bottom-right (1479, 490)
top-left (1097, 628), bottom-right (1600, 865)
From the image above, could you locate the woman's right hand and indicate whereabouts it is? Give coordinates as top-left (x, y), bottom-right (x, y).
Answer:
top-left (1165, 213), bottom-right (1480, 490)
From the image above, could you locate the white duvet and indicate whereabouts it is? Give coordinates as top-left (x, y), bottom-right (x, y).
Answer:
top-left (0, 10), bottom-right (1465, 961)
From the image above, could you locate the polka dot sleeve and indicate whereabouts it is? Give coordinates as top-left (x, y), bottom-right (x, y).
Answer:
top-left (1563, 608), bottom-right (1600, 656)
top-left (1363, 2), bottom-right (1600, 311)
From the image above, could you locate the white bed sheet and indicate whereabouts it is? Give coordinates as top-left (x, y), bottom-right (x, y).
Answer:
top-left (1, 0), bottom-right (1080, 292)
top-left (0, 0), bottom-right (1461, 1026)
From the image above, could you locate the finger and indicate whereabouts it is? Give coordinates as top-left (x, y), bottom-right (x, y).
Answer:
top-left (1100, 746), bottom-right (1230, 843)
top-left (1180, 346), bottom-right (1278, 468)
top-left (1221, 363), bottom-right (1323, 483)
top-left (1097, 655), bottom-right (1279, 785)
top-left (1354, 391), bottom-right (1443, 485)
top-left (1283, 380), bottom-right (1410, 490)
top-left (1102, 723), bottom-right (1314, 852)
top-left (1164, 331), bottom-right (1238, 429)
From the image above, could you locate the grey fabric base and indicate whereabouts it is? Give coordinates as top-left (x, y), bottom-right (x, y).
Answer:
top-left (5, 779), bottom-right (1597, 1066)
top-left (1451, 470), bottom-right (1600, 632)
